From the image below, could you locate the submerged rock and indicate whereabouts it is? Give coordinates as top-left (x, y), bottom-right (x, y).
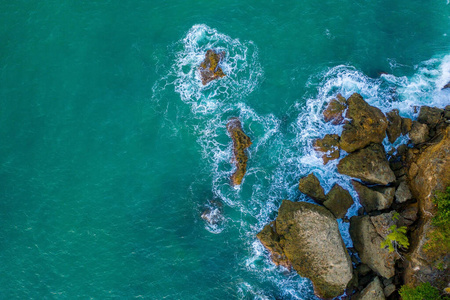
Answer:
top-left (386, 109), bottom-right (402, 143)
top-left (337, 143), bottom-right (395, 185)
top-left (350, 216), bottom-right (397, 279)
top-left (257, 200), bottom-right (353, 299)
top-left (199, 49), bottom-right (226, 85)
top-left (352, 181), bottom-right (395, 212)
top-left (340, 93), bottom-right (388, 153)
top-left (227, 118), bottom-right (251, 186)
top-left (323, 94), bottom-right (348, 125)
top-left (323, 183), bottom-right (354, 219)
top-left (298, 173), bottom-right (327, 204)
top-left (313, 134), bottom-right (340, 164)
top-left (356, 277), bottom-right (386, 300)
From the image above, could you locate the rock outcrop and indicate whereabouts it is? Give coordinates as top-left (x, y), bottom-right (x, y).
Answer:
top-left (257, 200), bottom-right (353, 299)
top-left (356, 277), bottom-right (385, 300)
top-left (337, 143), bottom-right (395, 185)
top-left (417, 106), bottom-right (443, 128)
top-left (313, 134), bottom-right (340, 164)
top-left (199, 49), bottom-right (226, 85)
top-left (340, 93), bottom-right (388, 153)
top-left (352, 181), bottom-right (395, 213)
top-left (298, 173), bottom-right (326, 204)
top-left (350, 216), bottom-right (397, 279)
top-left (409, 121), bottom-right (429, 144)
top-left (227, 118), bottom-right (251, 185)
top-left (323, 94), bottom-right (347, 125)
top-left (323, 183), bottom-right (354, 219)
top-left (386, 109), bottom-right (402, 143)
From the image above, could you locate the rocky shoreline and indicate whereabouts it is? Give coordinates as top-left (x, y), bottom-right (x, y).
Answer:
top-left (257, 93), bottom-right (450, 299)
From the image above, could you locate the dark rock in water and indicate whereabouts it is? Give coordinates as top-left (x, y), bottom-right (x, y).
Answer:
top-left (227, 118), bottom-right (251, 186)
top-left (257, 200), bottom-right (353, 299)
top-left (340, 93), bottom-right (388, 153)
top-left (386, 109), bottom-right (402, 143)
top-left (417, 106), bottom-right (443, 128)
top-left (356, 277), bottom-right (386, 300)
top-left (199, 49), bottom-right (226, 85)
top-left (313, 134), bottom-right (340, 164)
top-left (401, 117), bottom-right (413, 135)
top-left (350, 216), bottom-right (397, 279)
top-left (323, 94), bottom-right (348, 125)
top-left (409, 121), bottom-right (429, 144)
top-left (323, 183), bottom-right (354, 219)
top-left (201, 200), bottom-right (223, 226)
top-left (298, 173), bottom-right (327, 204)
top-left (337, 143), bottom-right (396, 185)
top-left (442, 81), bottom-right (450, 90)
top-left (352, 181), bottom-right (395, 212)
top-left (256, 221), bottom-right (291, 269)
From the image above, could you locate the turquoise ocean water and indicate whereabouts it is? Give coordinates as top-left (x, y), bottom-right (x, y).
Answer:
top-left (1, 1), bottom-right (450, 299)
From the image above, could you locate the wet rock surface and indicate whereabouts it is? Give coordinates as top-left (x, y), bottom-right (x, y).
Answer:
top-left (199, 49), bottom-right (226, 85)
top-left (323, 94), bottom-right (348, 125)
top-left (227, 118), bottom-right (252, 186)
top-left (298, 173), bottom-right (326, 204)
top-left (337, 143), bottom-right (395, 185)
top-left (313, 134), bottom-right (340, 164)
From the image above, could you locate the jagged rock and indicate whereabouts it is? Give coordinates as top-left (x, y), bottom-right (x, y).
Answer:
top-left (337, 143), bottom-right (396, 185)
top-left (256, 221), bottom-right (291, 269)
top-left (401, 117), bottom-right (413, 135)
top-left (199, 49), bottom-right (226, 85)
top-left (409, 121), bottom-right (429, 144)
top-left (386, 109), bottom-right (402, 143)
top-left (443, 81), bottom-right (450, 89)
top-left (323, 94), bottom-right (347, 125)
top-left (298, 173), bottom-right (326, 204)
top-left (227, 118), bottom-right (251, 186)
top-left (395, 181), bottom-right (412, 203)
top-left (352, 181), bottom-right (395, 212)
top-left (350, 216), bottom-right (396, 278)
top-left (356, 277), bottom-right (386, 300)
top-left (323, 184), bottom-right (354, 219)
top-left (418, 106), bottom-right (443, 128)
top-left (258, 200), bottom-right (353, 299)
top-left (340, 93), bottom-right (388, 153)
top-left (313, 134), bottom-right (340, 164)
top-left (370, 211), bottom-right (396, 239)
top-left (398, 202), bottom-right (418, 227)
top-left (383, 283), bottom-right (396, 297)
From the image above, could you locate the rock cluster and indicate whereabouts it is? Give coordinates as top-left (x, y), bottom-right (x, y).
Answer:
top-left (227, 118), bottom-right (252, 186)
top-left (199, 49), bottom-right (226, 85)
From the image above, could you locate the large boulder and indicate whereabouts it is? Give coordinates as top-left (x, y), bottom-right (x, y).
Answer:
top-left (323, 94), bottom-right (347, 125)
top-left (395, 181), bottom-right (412, 204)
top-left (313, 134), bottom-right (340, 164)
top-left (356, 277), bottom-right (386, 300)
top-left (258, 200), bottom-right (353, 299)
top-left (350, 216), bottom-right (397, 278)
top-left (337, 143), bottom-right (396, 185)
top-left (340, 93), bottom-right (388, 153)
top-left (298, 173), bottom-right (327, 204)
top-left (323, 184), bottom-right (354, 219)
top-left (199, 49), bottom-right (226, 85)
top-left (417, 106), bottom-right (443, 128)
top-left (409, 121), bottom-right (429, 144)
top-left (401, 117), bottom-right (413, 135)
top-left (386, 109), bottom-right (402, 143)
top-left (227, 118), bottom-right (251, 186)
top-left (352, 181), bottom-right (395, 212)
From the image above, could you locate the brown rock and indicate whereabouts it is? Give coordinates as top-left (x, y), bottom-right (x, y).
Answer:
top-left (323, 184), bottom-right (354, 219)
top-left (337, 143), bottom-right (396, 185)
top-left (356, 277), bottom-right (386, 300)
top-left (409, 121), bottom-right (429, 144)
top-left (386, 109), bottom-right (402, 143)
top-left (323, 94), bottom-right (348, 125)
top-left (298, 173), bottom-right (327, 204)
top-left (199, 49), bottom-right (226, 85)
top-left (352, 181), bottom-right (395, 212)
top-left (418, 106), bottom-right (443, 128)
top-left (258, 200), bottom-right (353, 299)
top-left (401, 117), bottom-right (413, 135)
top-left (350, 216), bottom-right (397, 278)
top-left (227, 118), bottom-right (251, 186)
top-left (256, 221), bottom-right (291, 269)
top-left (340, 93), bottom-right (388, 153)
top-left (313, 134), bottom-right (340, 164)
top-left (370, 211), bottom-right (396, 239)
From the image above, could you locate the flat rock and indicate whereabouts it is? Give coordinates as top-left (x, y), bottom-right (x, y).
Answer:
top-left (298, 173), bottom-right (326, 204)
top-left (340, 93), bottom-right (388, 153)
top-left (323, 183), bottom-right (354, 219)
top-left (227, 118), bottom-right (251, 186)
top-left (350, 216), bottom-right (396, 279)
top-left (409, 121), bottom-right (429, 144)
top-left (313, 134), bottom-right (340, 164)
top-left (356, 277), bottom-right (386, 300)
top-left (418, 106), bottom-right (443, 128)
top-left (337, 143), bottom-right (396, 185)
top-left (352, 181), bottom-right (395, 212)
top-left (199, 49), bottom-right (226, 85)
top-left (386, 109), bottom-right (402, 143)
top-left (323, 94), bottom-right (348, 125)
